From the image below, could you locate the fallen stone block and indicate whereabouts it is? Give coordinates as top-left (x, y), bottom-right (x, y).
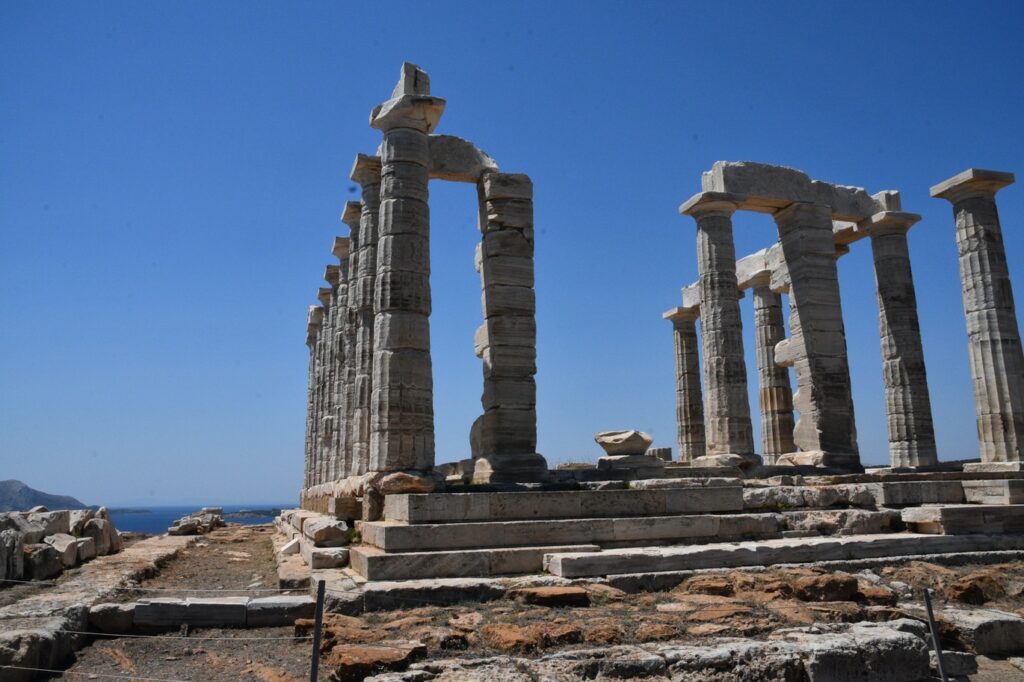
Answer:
top-left (930, 649), bottom-right (977, 677)
top-left (27, 510), bottom-right (71, 538)
top-left (44, 534), bottom-right (79, 568)
top-left (938, 607), bottom-right (1024, 656)
top-left (83, 518), bottom-right (112, 555)
top-left (88, 603), bottom-right (135, 634)
top-left (75, 536), bottom-right (96, 563)
top-left (303, 517), bottom-right (352, 548)
top-left (301, 541), bottom-right (349, 569)
top-left (246, 595), bottom-right (315, 626)
top-left (509, 585), bottom-right (589, 607)
top-left (280, 537), bottom-right (300, 555)
top-left (1, 529), bottom-right (25, 581)
top-left (325, 640), bottom-right (426, 681)
top-left (24, 543), bottom-right (62, 580)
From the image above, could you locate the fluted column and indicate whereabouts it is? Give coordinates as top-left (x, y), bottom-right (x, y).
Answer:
top-left (331, 236), bottom-right (354, 480)
top-left (679, 192), bottom-right (757, 462)
top-left (304, 306), bottom-right (324, 490)
top-left (932, 169), bottom-right (1024, 468)
top-left (663, 306), bottom-right (705, 462)
top-left (350, 157), bottom-right (382, 476)
top-left (368, 63), bottom-right (445, 472)
top-left (773, 201), bottom-right (859, 471)
top-left (319, 272), bottom-right (340, 484)
top-left (751, 283), bottom-right (795, 463)
top-left (313, 287), bottom-right (332, 485)
top-left (865, 211), bottom-right (937, 468)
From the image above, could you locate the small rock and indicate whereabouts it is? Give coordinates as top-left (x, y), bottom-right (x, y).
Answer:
top-left (792, 571), bottom-right (858, 602)
top-left (511, 586), bottom-right (590, 607)
top-left (594, 429), bottom-right (653, 456)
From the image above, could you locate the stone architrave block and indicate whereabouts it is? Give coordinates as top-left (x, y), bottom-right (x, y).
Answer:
top-left (482, 285), bottom-right (536, 318)
top-left (482, 378), bottom-right (536, 410)
top-left (479, 256), bottom-right (534, 288)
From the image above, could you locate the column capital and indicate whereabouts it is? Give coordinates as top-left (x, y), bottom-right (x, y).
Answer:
top-left (370, 63), bottom-right (446, 133)
top-left (679, 191), bottom-right (745, 219)
top-left (663, 306), bottom-right (700, 323)
top-left (350, 154), bottom-right (382, 186)
top-left (316, 287), bottom-right (332, 307)
top-left (341, 201), bottom-right (362, 229)
top-left (323, 262), bottom-right (340, 287)
top-left (931, 168), bottom-right (1015, 203)
top-left (332, 236), bottom-right (350, 261)
top-left (864, 211), bottom-right (921, 236)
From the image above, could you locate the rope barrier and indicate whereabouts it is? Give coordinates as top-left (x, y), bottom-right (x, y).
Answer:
top-left (0, 665), bottom-right (193, 682)
top-left (0, 576), bottom-right (301, 592)
top-left (56, 629), bottom-right (313, 641)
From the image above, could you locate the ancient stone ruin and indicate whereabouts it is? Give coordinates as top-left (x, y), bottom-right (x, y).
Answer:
top-left (287, 63), bottom-right (1024, 592)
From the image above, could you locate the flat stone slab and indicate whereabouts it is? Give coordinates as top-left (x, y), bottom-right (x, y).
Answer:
top-left (963, 479), bottom-right (1024, 504)
top-left (901, 504), bottom-right (1024, 534)
top-left (351, 544), bottom-right (601, 581)
top-left (545, 533), bottom-right (1024, 578)
top-left (246, 595), bottom-right (315, 626)
top-left (384, 486), bottom-right (744, 524)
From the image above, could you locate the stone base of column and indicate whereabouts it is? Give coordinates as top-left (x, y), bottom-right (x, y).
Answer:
top-left (776, 450), bottom-right (862, 472)
top-left (597, 455), bottom-right (666, 478)
top-left (690, 453), bottom-right (763, 470)
top-left (472, 453), bottom-right (549, 484)
top-left (963, 461), bottom-right (1024, 473)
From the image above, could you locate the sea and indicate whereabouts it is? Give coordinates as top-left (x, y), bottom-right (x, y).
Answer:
top-left (107, 505), bottom-right (289, 534)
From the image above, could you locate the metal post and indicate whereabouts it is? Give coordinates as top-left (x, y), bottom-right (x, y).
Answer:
top-left (309, 579), bottom-right (326, 682)
top-left (924, 588), bottom-right (948, 682)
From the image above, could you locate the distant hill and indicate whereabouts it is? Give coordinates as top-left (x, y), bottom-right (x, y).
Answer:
top-left (0, 479), bottom-right (86, 512)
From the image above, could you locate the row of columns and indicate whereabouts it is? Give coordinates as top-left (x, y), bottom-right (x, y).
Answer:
top-left (668, 168), bottom-right (1021, 471)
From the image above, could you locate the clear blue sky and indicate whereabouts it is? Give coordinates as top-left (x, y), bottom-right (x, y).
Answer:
top-left (2, 2), bottom-right (1022, 506)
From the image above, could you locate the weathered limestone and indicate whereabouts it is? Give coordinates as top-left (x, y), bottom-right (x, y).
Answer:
top-left (304, 305), bottom-right (323, 489)
top-left (865, 211), bottom-right (937, 468)
top-left (368, 63), bottom-right (444, 472)
top-left (772, 201), bottom-right (859, 470)
top-left (663, 306), bottom-right (705, 462)
top-left (472, 171), bottom-right (547, 482)
top-left (350, 156), bottom-right (383, 477)
top-left (335, 222), bottom-right (357, 480)
top-left (321, 266), bottom-right (342, 484)
top-left (751, 281), bottom-right (795, 462)
top-left (931, 169), bottom-right (1024, 468)
top-left (679, 192), bottom-right (757, 464)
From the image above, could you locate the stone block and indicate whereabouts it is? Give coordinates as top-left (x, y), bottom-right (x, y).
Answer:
top-left (481, 285), bottom-right (535, 318)
top-left (43, 534), bottom-right (78, 568)
top-left (75, 536), bottom-right (96, 563)
top-left (472, 408), bottom-right (536, 455)
top-left (963, 479), bottom-right (1024, 504)
top-left (89, 603), bottom-right (135, 634)
top-left (939, 608), bottom-right (1024, 656)
top-left (481, 229), bottom-right (533, 258)
top-left (427, 134), bottom-right (497, 183)
top-left (865, 481), bottom-right (965, 506)
top-left (481, 344), bottom-right (536, 378)
top-left (280, 538), bottom-right (300, 555)
top-left (484, 199), bottom-right (533, 229)
top-left (1, 529), bottom-right (24, 581)
top-left (481, 378), bottom-right (535, 410)
top-left (481, 172), bottom-right (532, 201)
top-left (246, 595), bottom-right (316, 627)
top-left (183, 597), bottom-right (248, 627)
top-left (350, 544), bottom-right (599, 581)
top-left (328, 495), bottom-right (362, 520)
top-left (374, 271), bottom-right (430, 313)
top-left (134, 598), bottom-right (187, 628)
top-left (300, 540), bottom-right (349, 569)
top-left (83, 518), bottom-right (112, 556)
top-left (478, 315), bottom-right (535, 348)
top-left (480, 256), bottom-right (534, 288)
top-left (26, 511), bottom-right (70, 538)
top-left (901, 504), bottom-right (1024, 534)
top-left (23, 543), bottom-right (61, 580)
top-left (374, 311), bottom-right (430, 351)
top-left (374, 234), bottom-right (428, 273)
top-left (302, 517), bottom-right (352, 548)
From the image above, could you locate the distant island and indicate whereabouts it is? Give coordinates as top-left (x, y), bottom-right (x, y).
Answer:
top-left (0, 479), bottom-right (86, 512)
top-left (224, 508), bottom-right (281, 519)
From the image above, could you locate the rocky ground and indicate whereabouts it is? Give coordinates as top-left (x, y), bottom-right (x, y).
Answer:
top-left (48, 524), bottom-right (1024, 680)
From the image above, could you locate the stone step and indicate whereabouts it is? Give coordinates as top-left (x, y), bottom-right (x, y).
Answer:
top-left (901, 504), bottom-right (1024, 534)
top-left (384, 485), bottom-right (744, 523)
top-left (962, 479), bottom-right (1024, 504)
top-left (361, 508), bottom-right (899, 552)
top-left (545, 532), bottom-right (1024, 578)
top-left (349, 544), bottom-right (601, 581)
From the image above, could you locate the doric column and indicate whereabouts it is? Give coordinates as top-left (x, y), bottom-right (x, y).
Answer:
top-left (773, 201), bottom-right (860, 470)
top-left (349, 157), bottom-right (382, 477)
top-left (319, 272), bottom-right (339, 484)
top-left (368, 63), bottom-right (445, 472)
top-left (470, 171), bottom-right (548, 482)
top-left (313, 287), bottom-right (332, 485)
top-left (662, 306), bottom-right (705, 462)
top-left (331, 236), bottom-right (353, 481)
top-left (679, 192), bottom-right (757, 462)
top-left (304, 306), bottom-right (324, 490)
top-left (931, 169), bottom-right (1024, 469)
top-left (864, 211), bottom-right (937, 468)
top-left (751, 283), bottom-right (795, 463)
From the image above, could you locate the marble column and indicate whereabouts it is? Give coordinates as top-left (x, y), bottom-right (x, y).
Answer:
top-left (772, 201), bottom-right (859, 470)
top-left (319, 272), bottom-right (339, 484)
top-left (679, 191), bottom-right (757, 462)
top-left (332, 235), bottom-right (354, 480)
top-left (313, 287), bottom-right (332, 485)
top-left (349, 156), bottom-right (382, 477)
top-left (751, 282), bottom-right (795, 463)
top-left (471, 171), bottom-right (547, 482)
top-left (931, 169), bottom-right (1024, 469)
top-left (662, 306), bottom-right (705, 462)
top-left (368, 63), bottom-right (445, 472)
top-left (864, 211), bottom-right (938, 468)
top-left (304, 306), bottom-right (324, 490)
